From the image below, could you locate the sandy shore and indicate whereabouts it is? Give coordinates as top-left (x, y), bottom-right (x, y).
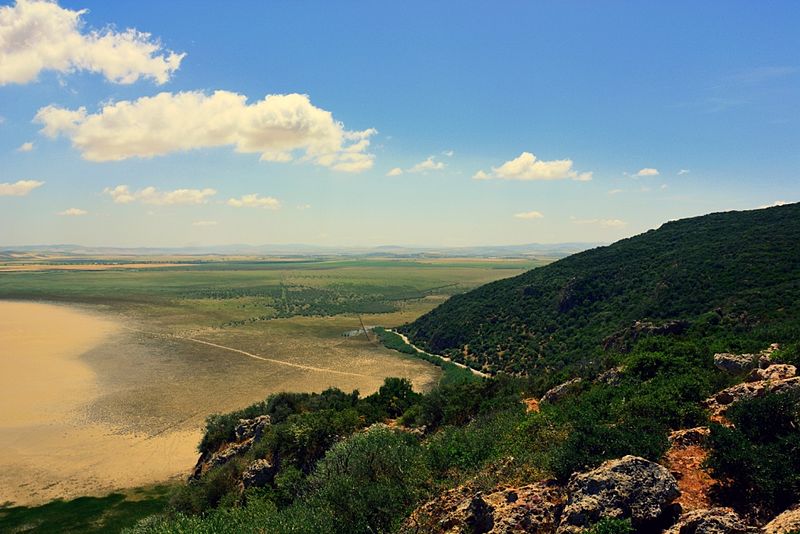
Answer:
top-left (0, 302), bottom-right (199, 505)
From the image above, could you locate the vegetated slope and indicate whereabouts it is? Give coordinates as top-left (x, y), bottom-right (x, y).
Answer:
top-left (400, 203), bottom-right (800, 376)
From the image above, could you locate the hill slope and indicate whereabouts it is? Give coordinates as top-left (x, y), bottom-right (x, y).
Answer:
top-left (399, 203), bottom-right (800, 375)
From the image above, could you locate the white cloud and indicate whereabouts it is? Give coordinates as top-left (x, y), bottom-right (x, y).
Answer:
top-left (227, 193), bottom-right (281, 209)
top-left (58, 207), bottom-right (87, 216)
top-left (473, 152), bottom-right (592, 181)
top-left (608, 188), bottom-right (624, 195)
top-left (35, 91), bottom-right (376, 172)
top-left (192, 220), bottom-right (217, 226)
top-left (297, 204), bottom-right (311, 210)
top-left (16, 141), bottom-right (33, 152)
top-left (571, 217), bottom-right (627, 228)
top-left (634, 168), bottom-right (659, 177)
top-left (677, 169), bottom-right (690, 175)
top-left (0, 179), bottom-right (43, 196)
top-left (442, 150), bottom-right (454, 157)
top-left (103, 185), bottom-right (216, 205)
top-left (0, 0), bottom-right (184, 85)
top-left (409, 156), bottom-right (445, 173)
top-left (660, 184), bottom-right (668, 190)
top-left (386, 167), bottom-right (403, 177)
top-left (514, 210), bottom-right (544, 220)
top-left (758, 200), bottom-right (789, 209)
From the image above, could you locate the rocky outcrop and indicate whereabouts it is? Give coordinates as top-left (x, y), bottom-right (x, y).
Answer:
top-left (541, 378), bottom-right (582, 404)
top-left (704, 377), bottom-right (800, 423)
top-left (763, 504), bottom-right (800, 534)
top-left (668, 427), bottom-right (710, 449)
top-left (190, 415), bottom-right (271, 480)
top-left (235, 415), bottom-right (270, 442)
top-left (664, 507), bottom-right (757, 534)
top-left (714, 352), bottom-right (761, 374)
top-left (403, 480), bottom-right (565, 533)
top-left (747, 364), bottom-right (796, 383)
top-left (241, 458), bottom-right (278, 489)
top-left (557, 455), bottom-right (680, 533)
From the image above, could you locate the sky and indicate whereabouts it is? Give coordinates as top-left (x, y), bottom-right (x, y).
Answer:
top-left (1, 0), bottom-right (798, 248)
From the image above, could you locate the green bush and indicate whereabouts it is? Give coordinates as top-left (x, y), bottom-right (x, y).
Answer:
top-left (587, 517), bottom-right (634, 534)
top-left (706, 390), bottom-right (800, 519)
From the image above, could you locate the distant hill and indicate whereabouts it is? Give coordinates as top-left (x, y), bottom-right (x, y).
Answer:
top-left (0, 242), bottom-right (598, 260)
top-left (399, 204), bottom-right (800, 375)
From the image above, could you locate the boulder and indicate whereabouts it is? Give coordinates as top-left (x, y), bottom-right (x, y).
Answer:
top-left (763, 504), bottom-right (800, 534)
top-left (234, 415), bottom-right (270, 442)
top-left (241, 458), bottom-right (278, 489)
top-left (664, 507), bottom-right (757, 534)
top-left (747, 364), bottom-right (796, 383)
top-left (557, 455), bottom-right (680, 533)
top-left (541, 378), bottom-right (582, 404)
top-left (190, 439), bottom-right (253, 479)
top-left (714, 352), bottom-right (759, 374)
top-left (705, 377), bottom-right (800, 422)
top-left (402, 480), bottom-right (565, 534)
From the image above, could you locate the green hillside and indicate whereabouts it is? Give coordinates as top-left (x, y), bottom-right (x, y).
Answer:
top-left (400, 203), bottom-right (800, 377)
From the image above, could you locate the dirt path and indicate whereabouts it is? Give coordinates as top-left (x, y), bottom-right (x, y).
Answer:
top-left (121, 326), bottom-right (369, 378)
top-left (387, 329), bottom-right (489, 378)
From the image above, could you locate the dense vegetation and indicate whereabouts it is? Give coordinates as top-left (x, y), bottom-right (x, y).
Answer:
top-left (119, 205), bottom-right (800, 532)
top-left (400, 204), bottom-right (800, 377)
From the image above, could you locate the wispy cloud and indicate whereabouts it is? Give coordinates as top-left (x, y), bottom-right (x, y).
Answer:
top-left (192, 220), bottom-right (218, 226)
top-left (0, 179), bottom-right (43, 196)
top-left (58, 207), bottom-right (87, 216)
top-left (608, 189), bottom-right (624, 195)
top-left (474, 152), bottom-right (592, 181)
top-left (16, 141), bottom-right (33, 152)
top-left (442, 150), bottom-right (455, 157)
top-left (36, 92), bottom-right (376, 172)
top-left (227, 194), bottom-right (281, 209)
top-left (633, 168), bottom-right (659, 177)
top-left (0, 0), bottom-right (184, 85)
top-left (571, 216), bottom-right (627, 228)
top-left (409, 156), bottom-right (446, 173)
top-left (386, 167), bottom-right (403, 177)
top-left (677, 169), bottom-right (690, 175)
top-left (513, 210), bottom-right (544, 220)
top-left (104, 185), bottom-right (216, 205)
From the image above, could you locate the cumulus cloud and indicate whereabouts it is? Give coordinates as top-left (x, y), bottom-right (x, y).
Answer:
top-left (386, 167), bottom-right (403, 177)
top-left (192, 220), bottom-right (217, 226)
top-left (103, 185), bottom-right (216, 205)
top-left (514, 210), bottom-right (544, 220)
top-left (16, 141), bottom-right (33, 152)
top-left (409, 156), bottom-right (445, 173)
top-left (35, 91), bottom-right (376, 172)
top-left (0, 0), bottom-right (184, 85)
top-left (634, 168), bottom-right (659, 177)
top-left (571, 217), bottom-right (627, 228)
top-left (58, 207), bottom-right (87, 216)
top-left (473, 152), bottom-right (592, 181)
top-left (227, 193), bottom-right (281, 209)
top-left (0, 179), bottom-right (43, 195)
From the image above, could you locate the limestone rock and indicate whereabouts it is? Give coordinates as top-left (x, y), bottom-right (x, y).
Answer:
top-left (714, 352), bottom-right (759, 374)
top-left (557, 455), bottom-right (680, 533)
top-left (747, 364), bottom-right (796, 382)
top-left (705, 377), bottom-right (800, 422)
top-left (668, 427), bottom-right (710, 449)
top-left (541, 378), bottom-right (582, 404)
top-left (241, 458), bottom-right (278, 489)
top-left (763, 504), bottom-right (800, 534)
top-left (403, 480), bottom-right (564, 534)
top-left (235, 415), bottom-right (270, 442)
top-left (664, 507), bottom-right (757, 534)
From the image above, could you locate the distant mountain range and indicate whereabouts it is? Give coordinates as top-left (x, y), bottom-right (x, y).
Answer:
top-left (0, 242), bottom-right (601, 259)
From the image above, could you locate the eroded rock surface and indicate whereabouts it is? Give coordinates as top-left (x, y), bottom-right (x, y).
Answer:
top-left (763, 504), bottom-right (800, 534)
top-left (541, 378), bottom-right (582, 404)
top-left (241, 458), bottom-right (278, 489)
top-left (664, 507), bottom-right (757, 534)
top-left (557, 455), bottom-right (680, 533)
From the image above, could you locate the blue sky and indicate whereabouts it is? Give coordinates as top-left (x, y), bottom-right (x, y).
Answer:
top-left (1, 0), bottom-right (798, 247)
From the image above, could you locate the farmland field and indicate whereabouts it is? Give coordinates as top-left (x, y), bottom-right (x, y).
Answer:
top-left (0, 257), bottom-right (542, 504)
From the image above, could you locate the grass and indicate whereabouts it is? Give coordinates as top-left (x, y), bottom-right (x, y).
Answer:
top-left (0, 485), bottom-right (173, 534)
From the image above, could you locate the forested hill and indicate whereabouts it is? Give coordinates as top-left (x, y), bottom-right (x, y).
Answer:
top-left (399, 203), bottom-right (800, 376)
